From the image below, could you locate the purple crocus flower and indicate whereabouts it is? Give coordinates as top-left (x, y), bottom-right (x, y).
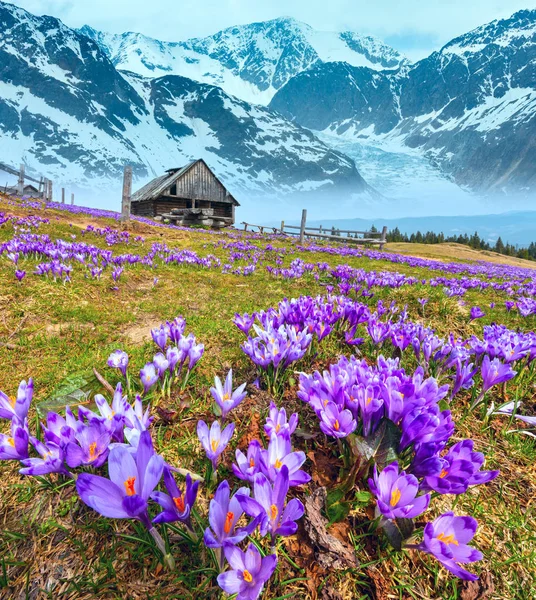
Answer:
top-left (20, 437), bottom-right (70, 476)
top-left (153, 353), bottom-right (169, 378)
top-left (107, 350), bottom-right (129, 377)
top-left (319, 401), bottom-right (356, 438)
top-left (140, 363), bottom-right (159, 394)
top-left (64, 421), bottom-right (111, 468)
top-left (42, 410), bottom-right (77, 447)
top-left (237, 466), bottom-right (304, 543)
top-left (369, 462), bottom-right (430, 520)
top-left (264, 402), bottom-right (298, 438)
top-left (217, 543), bottom-right (277, 600)
top-left (76, 430), bottom-right (164, 529)
top-left (233, 440), bottom-right (263, 482)
top-left (188, 343), bottom-right (204, 369)
top-left (416, 512), bottom-right (482, 580)
top-left (480, 356), bottom-right (516, 393)
top-left (211, 370), bottom-right (247, 419)
top-left (260, 431), bottom-right (310, 487)
top-left (15, 269), bottom-right (26, 281)
top-left (469, 306), bottom-right (485, 321)
top-left (422, 440), bottom-right (499, 494)
top-left (0, 379), bottom-right (33, 421)
top-left (0, 417), bottom-right (29, 460)
top-left (166, 346), bottom-right (180, 372)
top-left (197, 420), bottom-right (235, 471)
top-left (152, 467), bottom-right (199, 528)
top-left (203, 480), bottom-right (257, 548)
top-left (151, 326), bottom-right (168, 351)
top-left (233, 313), bottom-right (255, 336)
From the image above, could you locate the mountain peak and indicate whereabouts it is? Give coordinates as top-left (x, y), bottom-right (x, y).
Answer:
top-left (78, 17), bottom-right (406, 104)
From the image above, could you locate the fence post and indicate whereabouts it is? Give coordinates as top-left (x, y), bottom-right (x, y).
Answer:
top-left (280, 220), bottom-right (285, 234)
top-left (71, 193), bottom-right (74, 205)
top-left (121, 166), bottom-right (132, 222)
top-left (61, 187), bottom-right (65, 204)
top-left (299, 209), bottom-right (307, 244)
top-left (48, 180), bottom-right (53, 202)
top-left (18, 164), bottom-right (25, 196)
top-left (379, 226), bottom-right (388, 250)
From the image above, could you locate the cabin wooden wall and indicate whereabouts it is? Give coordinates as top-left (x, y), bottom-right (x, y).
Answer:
top-left (166, 161), bottom-right (229, 202)
top-left (131, 199), bottom-right (155, 217)
top-left (211, 201), bottom-right (233, 218)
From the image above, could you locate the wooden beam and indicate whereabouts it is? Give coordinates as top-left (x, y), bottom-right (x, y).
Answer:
top-left (18, 164), bottom-right (25, 196)
top-left (71, 193), bottom-right (74, 205)
top-left (380, 225), bottom-right (388, 250)
top-left (121, 166), bottom-right (132, 222)
top-left (280, 220), bottom-right (285, 234)
top-left (61, 187), bottom-right (65, 204)
top-left (299, 209), bottom-right (307, 244)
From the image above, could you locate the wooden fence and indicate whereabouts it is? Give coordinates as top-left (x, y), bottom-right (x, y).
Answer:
top-left (0, 161), bottom-right (76, 205)
top-left (241, 209), bottom-right (388, 249)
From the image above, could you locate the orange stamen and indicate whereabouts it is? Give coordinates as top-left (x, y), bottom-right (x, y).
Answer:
top-left (439, 468), bottom-right (448, 479)
top-left (7, 437), bottom-right (15, 447)
top-left (211, 439), bottom-right (219, 452)
top-left (333, 419), bottom-right (340, 431)
top-left (88, 442), bottom-right (98, 460)
top-left (390, 488), bottom-right (401, 507)
top-left (270, 504), bottom-right (278, 521)
top-left (249, 458), bottom-right (255, 468)
top-left (173, 496), bottom-right (185, 512)
top-left (243, 569), bottom-right (253, 583)
top-left (224, 511), bottom-right (234, 534)
top-left (274, 459), bottom-right (282, 469)
top-left (437, 532), bottom-right (458, 546)
top-left (124, 476), bottom-right (136, 496)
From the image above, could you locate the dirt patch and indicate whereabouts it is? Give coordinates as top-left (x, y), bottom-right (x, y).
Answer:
top-left (44, 322), bottom-right (96, 336)
top-left (122, 317), bottom-right (162, 345)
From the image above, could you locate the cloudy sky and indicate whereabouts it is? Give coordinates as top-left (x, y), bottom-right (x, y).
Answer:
top-left (8, 0), bottom-right (536, 59)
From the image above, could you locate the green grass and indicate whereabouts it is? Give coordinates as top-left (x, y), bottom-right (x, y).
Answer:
top-left (0, 199), bottom-right (535, 599)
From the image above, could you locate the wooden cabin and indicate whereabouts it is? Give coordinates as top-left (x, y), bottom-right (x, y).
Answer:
top-left (131, 159), bottom-right (239, 226)
top-left (4, 184), bottom-right (41, 198)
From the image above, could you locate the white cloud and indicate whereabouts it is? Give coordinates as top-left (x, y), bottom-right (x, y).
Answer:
top-left (7, 0), bottom-right (536, 58)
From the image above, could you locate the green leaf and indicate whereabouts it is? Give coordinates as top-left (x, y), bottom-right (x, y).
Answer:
top-left (351, 420), bottom-right (401, 470)
top-left (355, 490), bottom-right (372, 505)
top-left (382, 517), bottom-right (415, 551)
top-left (326, 487), bottom-right (351, 523)
top-left (438, 399), bottom-right (450, 412)
top-left (36, 371), bottom-right (103, 418)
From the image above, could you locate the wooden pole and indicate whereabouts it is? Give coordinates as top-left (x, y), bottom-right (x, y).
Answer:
top-left (47, 180), bottom-right (53, 202)
top-left (41, 178), bottom-right (46, 200)
top-left (61, 187), bottom-right (65, 204)
top-left (280, 220), bottom-right (285, 234)
top-left (380, 226), bottom-right (388, 250)
top-left (71, 193), bottom-right (74, 205)
top-left (299, 209), bottom-right (307, 244)
top-left (18, 164), bottom-right (25, 196)
top-left (121, 166), bottom-right (132, 222)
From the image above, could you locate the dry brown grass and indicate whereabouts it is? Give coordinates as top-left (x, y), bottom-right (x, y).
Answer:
top-left (385, 242), bottom-right (536, 268)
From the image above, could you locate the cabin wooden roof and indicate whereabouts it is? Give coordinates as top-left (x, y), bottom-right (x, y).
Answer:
top-left (132, 159), bottom-right (239, 206)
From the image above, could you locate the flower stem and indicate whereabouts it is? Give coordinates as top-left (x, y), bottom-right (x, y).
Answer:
top-left (149, 527), bottom-right (175, 570)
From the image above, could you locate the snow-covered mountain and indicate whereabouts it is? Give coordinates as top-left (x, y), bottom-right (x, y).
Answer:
top-left (0, 2), bottom-right (368, 200)
top-left (270, 10), bottom-right (536, 194)
top-left (78, 18), bottom-right (408, 104)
